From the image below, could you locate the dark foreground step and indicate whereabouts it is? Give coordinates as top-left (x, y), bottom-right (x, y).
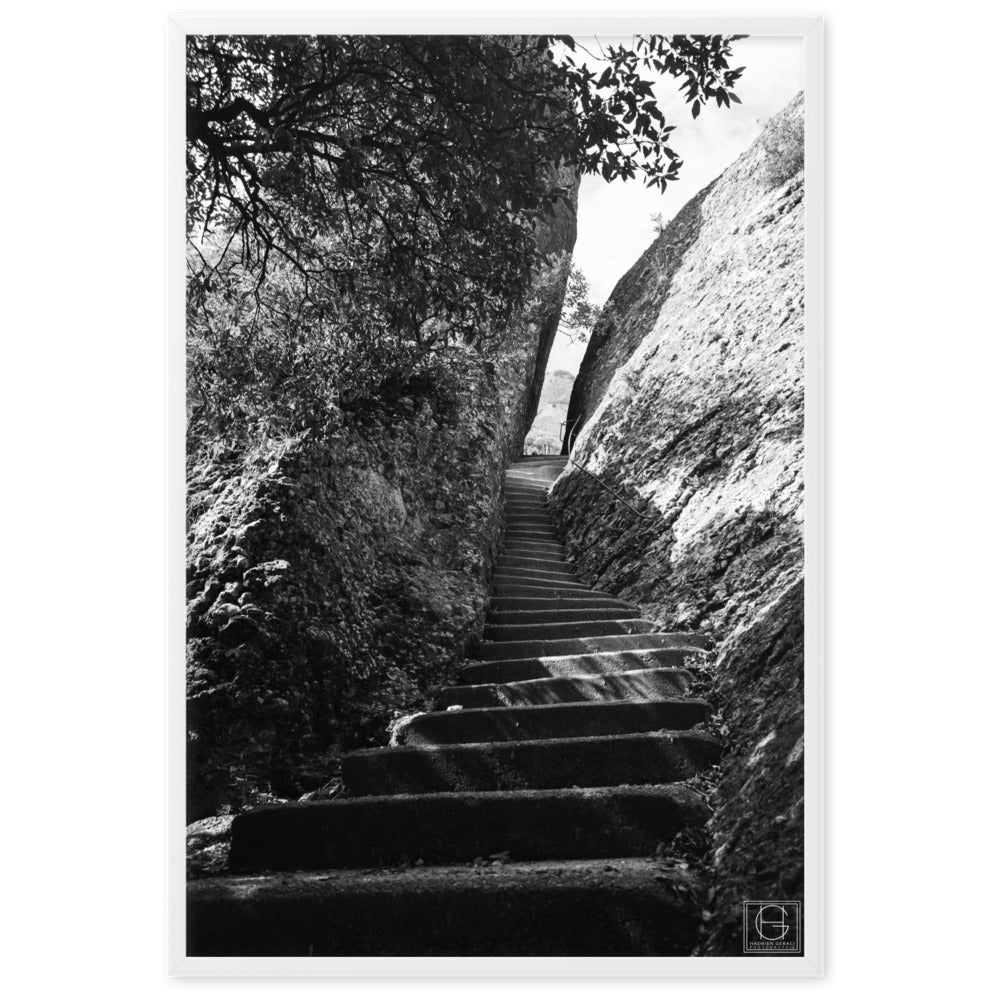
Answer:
top-left (461, 646), bottom-right (707, 685)
top-left (490, 595), bottom-right (637, 612)
top-left (471, 631), bottom-right (710, 662)
top-left (439, 666), bottom-right (696, 708)
top-left (486, 607), bottom-right (637, 626)
top-left (188, 859), bottom-right (702, 957)
top-left (395, 699), bottom-right (710, 746)
top-left (227, 783), bottom-right (710, 872)
top-left (341, 730), bottom-right (721, 795)
top-left (483, 617), bottom-right (654, 642)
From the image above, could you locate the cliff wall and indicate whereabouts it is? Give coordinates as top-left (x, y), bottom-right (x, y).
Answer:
top-left (186, 186), bottom-right (577, 821)
top-left (549, 93), bottom-right (806, 954)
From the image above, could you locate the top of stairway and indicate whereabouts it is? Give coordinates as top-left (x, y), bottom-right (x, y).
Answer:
top-left (507, 455), bottom-right (568, 488)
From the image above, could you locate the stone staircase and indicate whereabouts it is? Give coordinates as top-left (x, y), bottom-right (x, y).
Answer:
top-left (187, 455), bottom-right (722, 957)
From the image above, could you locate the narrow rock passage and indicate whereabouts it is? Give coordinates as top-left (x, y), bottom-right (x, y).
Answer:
top-left (188, 456), bottom-right (722, 957)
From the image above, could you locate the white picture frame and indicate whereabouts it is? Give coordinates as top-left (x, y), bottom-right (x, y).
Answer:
top-left (167, 13), bottom-right (824, 978)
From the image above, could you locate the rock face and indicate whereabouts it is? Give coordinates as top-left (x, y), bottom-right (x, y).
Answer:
top-left (186, 186), bottom-right (577, 822)
top-left (549, 93), bottom-right (805, 955)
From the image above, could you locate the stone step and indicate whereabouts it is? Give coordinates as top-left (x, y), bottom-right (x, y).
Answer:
top-left (506, 515), bottom-right (553, 526)
top-left (503, 545), bottom-right (566, 560)
top-left (506, 501), bottom-right (549, 511)
top-left (227, 783), bottom-right (709, 872)
top-left (470, 631), bottom-right (707, 662)
top-left (501, 543), bottom-right (563, 556)
top-left (497, 555), bottom-right (572, 573)
top-left (341, 730), bottom-right (722, 796)
top-left (503, 536), bottom-right (563, 549)
top-left (439, 667), bottom-right (696, 709)
top-left (483, 618), bottom-right (655, 643)
top-left (490, 596), bottom-right (638, 612)
top-left (486, 607), bottom-right (636, 626)
top-left (503, 529), bottom-right (561, 541)
top-left (491, 581), bottom-right (618, 599)
top-left (491, 569), bottom-right (581, 586)
top-left (503, 536), bottom-right (562, 549)
top-left (187, 858), bottom-right (703, 957)
top-left (460, 647), bottom-right (705, 685)
top-left (395, 699), bottom-right (710, 746)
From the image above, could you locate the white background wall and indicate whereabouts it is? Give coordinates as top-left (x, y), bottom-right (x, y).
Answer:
top-left (2, 1), bottom-right (996, 995)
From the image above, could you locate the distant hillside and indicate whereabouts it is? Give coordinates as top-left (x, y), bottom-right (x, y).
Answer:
top-left (524, 369), bottom-right (575, 454)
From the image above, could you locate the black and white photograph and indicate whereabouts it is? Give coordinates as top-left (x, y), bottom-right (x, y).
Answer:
top-left (13, 1), bottom-right (1000, 994)
top-left (178, 20), bottom-right (820, 968)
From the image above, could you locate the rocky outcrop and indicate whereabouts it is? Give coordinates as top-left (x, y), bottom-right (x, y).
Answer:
top-left (186, 185), bottom-right (578, 822)
top-left (549, 93), bottom-right (805, 955)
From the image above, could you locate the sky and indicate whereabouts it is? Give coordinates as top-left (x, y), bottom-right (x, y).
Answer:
top-left (546, 35), bottom-right (805, 375)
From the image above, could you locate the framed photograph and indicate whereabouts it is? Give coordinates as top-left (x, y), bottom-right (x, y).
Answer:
top-left (169, 13), bottom-right (824, 977)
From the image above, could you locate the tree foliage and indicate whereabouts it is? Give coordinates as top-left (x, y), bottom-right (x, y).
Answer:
top-left (186, 34), bottom-right (744, 444)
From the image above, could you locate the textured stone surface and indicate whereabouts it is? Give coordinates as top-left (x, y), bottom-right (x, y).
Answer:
top-left (187, 859), bottom-right (704, 957)
top-left (549, 93), bottom-right (806, 955)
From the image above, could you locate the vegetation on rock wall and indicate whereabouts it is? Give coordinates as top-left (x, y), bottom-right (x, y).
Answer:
top-left (187, 363), bottom-right (507, 819)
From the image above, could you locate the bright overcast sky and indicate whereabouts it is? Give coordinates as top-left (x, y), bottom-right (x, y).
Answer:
top-left (547, 34), bottom-right (805, 375)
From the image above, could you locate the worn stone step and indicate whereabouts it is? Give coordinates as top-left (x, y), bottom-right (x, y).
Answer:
top-left (486, 608), bottom-right (637, 626)
top-left (396, 699), bottom-right (710, 746)
top-left (187, 858), bottom-right (703, 957)
top-left (490, 596), bottom-right (637, 612)
top-left (503, 546), bottom-right (566, 561)
top-left (483, 617), bottom-right (655, 643)
top-left (498, 555), bottom-right (572, 573)
top-left (440, 667), bottom-right (697, 709)
top-left (491, 581), bottom-right (619, 599)
top-left (503, 528), bottom-right (561, 541)
top-left (471, 631), bottom-right (707, 662)
top-left (504, 536), bottom-right (563, 549)
top-left (506, 501), bottom-right (549, 511)
top-left (460, 647), bottom-right (706, 685)
top-left (492, 569), bottom-right (581, 586)
top-left (227, 783), bottom-right (709, 873)
top-left (341, 730), bottom-right (721, 796)
top-left (506, 514), bottom-right (553, 526)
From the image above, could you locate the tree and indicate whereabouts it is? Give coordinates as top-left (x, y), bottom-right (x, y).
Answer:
top-left (187, 34), bottom-right (743, 324)
top-left (186, 34), bottom-right (744, 442)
